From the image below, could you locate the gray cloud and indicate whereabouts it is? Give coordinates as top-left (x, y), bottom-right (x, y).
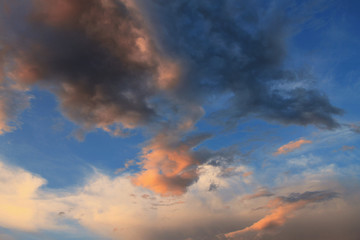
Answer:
top-left (242, 188), bottom-right (274, 201)
top-left (1, 0), bottom-right (165, 134)
top-left (1, 0), bottom-right (342, 135)
top-left (141, 0), bottom-right (343, 129)
top-left (280, 190), bottom-right (339, 203)
top-left (0, 0), bottom-right (344, 196)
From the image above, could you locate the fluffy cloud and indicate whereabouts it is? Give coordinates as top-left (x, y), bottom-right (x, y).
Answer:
top-left (0, 161), bottom-right (65, 231)
top-left (1, 160), bottom-right (360, 240)
top-left (132, 132), bottom-right (211, 195)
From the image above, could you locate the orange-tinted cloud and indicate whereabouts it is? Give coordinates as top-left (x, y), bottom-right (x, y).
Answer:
top-left (224, 200), bottom-right (307, 238)
top-left (274, 139), bottom-right (312, 155)
top-left (1, 160), bottom-right (358, 240)
top-left (1, 0), bottom-right (181, 136)
top-left (132, 133), bottom-right (210, 196)
top-left (242, 171), bottom-right (253, 178)
top-left (224, 191), bottom-right (337, 239)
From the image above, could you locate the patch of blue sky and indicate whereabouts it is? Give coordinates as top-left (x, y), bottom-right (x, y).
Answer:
top-left (0, 88), bottom-right (145, 188)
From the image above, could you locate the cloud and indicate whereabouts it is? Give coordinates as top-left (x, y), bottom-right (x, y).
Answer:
top-left (142, 0), bottom-right (343, 129)
top-left (132, 131), bottom-right (212, 195)
top-left (223, 191), bottom-right (338, 239)
top-left (0, 86), bottom-right (31, 134)
top-left (0, 0), bottom-right (343, 196)
top-left (0, 0), bottom-right (176, 135)
top-left (1, 0), bottom-right (342, 134)
top-left (0, 161), bottom-right (65, 231)
top-left (1, 160), bottom-right (360, 240)
top-left (242, 188), bottom-right (274, 201)
top-left (274, 138), bottom-right (312, 155)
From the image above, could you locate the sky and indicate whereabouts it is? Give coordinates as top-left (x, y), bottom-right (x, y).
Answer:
top-left (0, 0), bottom-right (360, 239)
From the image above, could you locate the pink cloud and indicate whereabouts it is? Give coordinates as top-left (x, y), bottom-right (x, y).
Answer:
top-left (274, 139), bottom-right (312, 155)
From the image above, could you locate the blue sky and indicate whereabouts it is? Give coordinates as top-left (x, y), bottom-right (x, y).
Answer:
top-left (0, 0), bottom-right (359, 239)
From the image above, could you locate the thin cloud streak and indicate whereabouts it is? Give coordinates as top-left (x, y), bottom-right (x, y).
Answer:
top-left (274, 138), bottom-right (312, 155)
top-left (223, 191), bottom-right (338, 239)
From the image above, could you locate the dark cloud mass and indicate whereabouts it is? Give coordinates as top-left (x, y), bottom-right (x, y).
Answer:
top-left (0, 0), bottom-right (342, 134)
top-left (0, 0), bottom-right (343, 194)
top-left (1, 0), bottom-right (165, 134)
top-left (141, 0), bottom-right (343, 129)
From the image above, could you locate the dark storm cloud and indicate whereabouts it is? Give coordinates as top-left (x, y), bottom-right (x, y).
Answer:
top-left (141, 0), bottom-right (343, 129)
top-left (1, 0), bottom-right (165, 134)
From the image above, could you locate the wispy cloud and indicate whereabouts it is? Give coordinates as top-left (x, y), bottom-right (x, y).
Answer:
top-left (274, 138), bottom-right (312, 155)
top-left (0, 80), bottom-right (31, 134)
top-left (223, 191), bottom-right (338, 239)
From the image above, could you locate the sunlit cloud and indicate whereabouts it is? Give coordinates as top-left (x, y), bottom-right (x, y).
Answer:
top-left (0, 159), bottom-right (360, 240)
top-left (223, 191), bottom-right (338, 239)
top-left (0, 0), bottom-right (358, 239)
top-left (274, 139), bottom-right (312, 155)
top-left (0, 161), bottom-right (65, 231)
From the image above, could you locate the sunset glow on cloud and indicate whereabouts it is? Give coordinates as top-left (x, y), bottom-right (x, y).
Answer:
top-left (274, 139), bottom-right (312, 155)
top-left (0, 0), bottom-right (359, 239)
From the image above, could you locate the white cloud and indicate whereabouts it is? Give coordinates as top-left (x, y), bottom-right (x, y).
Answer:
top-left (0, 160), bottom-right (359, 240)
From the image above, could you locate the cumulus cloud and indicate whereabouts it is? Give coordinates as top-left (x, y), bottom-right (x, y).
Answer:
top-left (274, 138), bottom-right (312, 155)
top-left (0, 0), bottom-right (343, 196)
top-left (0, 0), bottom-right (176, 135)
top-left (1, 160), bottom-right (360, 240)
top-left (132, 132), bottom-right (212, 195)
top-left (0, 161), bottom-right (65, 231)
